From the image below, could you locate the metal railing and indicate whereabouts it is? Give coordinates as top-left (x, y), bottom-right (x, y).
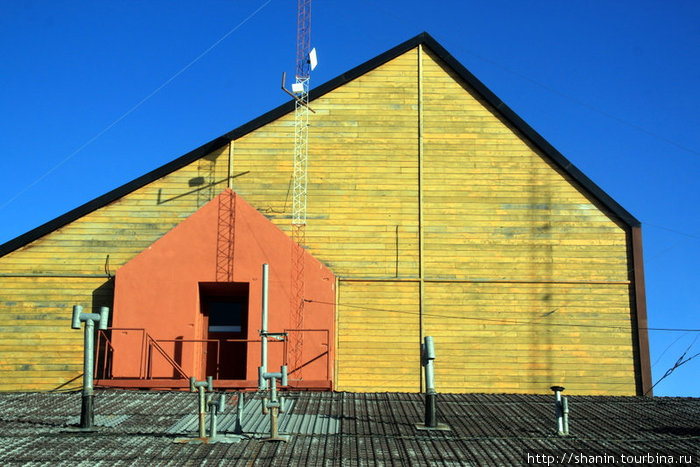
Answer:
top-left (95, 327), bottom-right (330, 382)
top-left (283, 328), bottom-right (330, 381)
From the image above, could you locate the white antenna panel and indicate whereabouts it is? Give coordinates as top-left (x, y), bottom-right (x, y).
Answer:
top-left (309, 48), bottom-right (318, 71)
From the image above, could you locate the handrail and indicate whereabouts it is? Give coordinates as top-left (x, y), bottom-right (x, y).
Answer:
top-left (95, 329), bottom-right (114, 379)
top-left (96, 327), bottom-right (329, 383)
top-left (156, 338), bottom-right (282, 344)
top-left (146, 334), bottom-right (189, 380)
top-left (283, 328), bottom-right (331, 380)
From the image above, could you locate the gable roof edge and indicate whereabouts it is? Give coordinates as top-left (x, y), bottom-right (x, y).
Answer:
top-left (416, 34), bottom-right (640, 227)
top-left (0, 32), bottom-right (639, 257)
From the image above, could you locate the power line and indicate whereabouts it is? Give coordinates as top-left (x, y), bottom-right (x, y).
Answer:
top-left (632, 224), bottom-right (700, 270)
top-left (360, 0), bottom-right (700, 158)
top-left (651, 332), bottom-right (689, 368)
top-left (305, 299), bottom-right (699, 332)
top-left (645, 223), bottom-right (700, 240)
top-left (646, 334), bottom-right (700, 395)
top-left (0, 0), bottom-right (274, 213)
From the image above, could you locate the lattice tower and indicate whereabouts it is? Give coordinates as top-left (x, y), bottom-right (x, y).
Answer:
top-left (290, 0), bottom-right (311, 381)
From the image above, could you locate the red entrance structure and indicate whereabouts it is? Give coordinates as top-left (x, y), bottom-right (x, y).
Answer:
top-left (97, 190), bottom-right (335, 390)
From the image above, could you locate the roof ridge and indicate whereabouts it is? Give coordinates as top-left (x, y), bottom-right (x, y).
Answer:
top-left (0, 32), bottom-right (638, 257)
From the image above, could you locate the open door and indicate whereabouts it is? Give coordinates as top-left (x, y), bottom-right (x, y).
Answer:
top-left (200, 282), bottom-right (249, 380)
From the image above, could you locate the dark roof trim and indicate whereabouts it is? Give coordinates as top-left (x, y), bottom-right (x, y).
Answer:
top-left (631, 226), bottom-right (652, 396)
top-left (415, 34), bottom-right (640, 227)
top-left (0, 32), bottom-right (639, 257)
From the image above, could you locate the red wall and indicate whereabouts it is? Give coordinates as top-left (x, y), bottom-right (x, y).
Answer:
top-left (112, 189), bottom-right (335, 389)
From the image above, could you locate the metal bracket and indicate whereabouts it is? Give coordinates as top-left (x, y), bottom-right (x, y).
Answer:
top-left (260, 331), bottom-right (288, 341)
top-left (281, 72), bottom-right (316, 113)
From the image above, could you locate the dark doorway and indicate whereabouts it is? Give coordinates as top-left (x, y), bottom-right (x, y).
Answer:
top-left (199, 282), bottom-right (249, 380)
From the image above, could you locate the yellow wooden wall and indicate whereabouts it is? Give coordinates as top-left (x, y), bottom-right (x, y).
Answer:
top-left (0, 147), bottom-right (230, 391)
top-left (336, 281), bottom-right (420, 392)
top-left (419, 48), bottom-right (635, 394)
top-left (0, 45), bottom-right (638, 394)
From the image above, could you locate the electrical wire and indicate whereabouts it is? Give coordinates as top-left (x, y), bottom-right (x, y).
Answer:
top-left (644, 223), bottom-right (700, 240)
top-left (651, 332), bottom-right (689, 368)
top-left (359, 0), bottom-right (700, 157)
top-left (309, 295), bottom-right (699, 392)
top-left (305, 298), bottom-right (700, 332)
top-left (646, 335), bottom-right (700, 395)
top-left (636, 224), bottom-right (700, 268)
top-left (0, 0), bottom-right (274, 213)
top-left (356, 0), bottom-right (699, 290)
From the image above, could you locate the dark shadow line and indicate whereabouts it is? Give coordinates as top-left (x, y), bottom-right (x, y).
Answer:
top-left (290, 351), bottom-right (329, 375)
top-left (50, 374), bottom-right (83, 392)
top-left (157, 172), bottom-right (250, 205)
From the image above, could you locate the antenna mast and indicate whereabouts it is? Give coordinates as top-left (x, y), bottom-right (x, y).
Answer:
top-left (290, 0), bottom-right (313, 382)
top-left (293, 0), bottom-right (311, 231)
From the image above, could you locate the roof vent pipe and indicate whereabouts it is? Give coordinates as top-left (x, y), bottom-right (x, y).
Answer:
top-left (550, 385), bottom-right (569, 436)
top-left (175, 378), bottom-right (240, 444)
top-left (207, 393), bottom-right (226, 439)
top-left (423, 336), bottom-right (437, 427)
top-left (190, 376), bottom-right (213, 439)
top-left (260, 365), bottom-right (289, 442)
top-left (71, 305), bottom-right (109, 430)
top-left (231, 392), bottom-right (245, 435)
top-left (415, 336), bottom-right (449, 431)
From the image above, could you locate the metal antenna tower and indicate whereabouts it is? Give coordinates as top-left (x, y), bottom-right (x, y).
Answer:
top-left (288, 0), bottom-right (314, 382)
top-left (293, 0), bottom-right (311, 232)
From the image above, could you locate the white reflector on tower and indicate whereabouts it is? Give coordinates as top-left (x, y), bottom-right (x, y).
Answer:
top-left (309, 48), bottom-right (318, 71)
top-left (292, 82), bottom-right (305, 94)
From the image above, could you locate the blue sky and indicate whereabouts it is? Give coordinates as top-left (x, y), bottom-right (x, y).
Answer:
top-left (1, 1), bottom-right (698, 396)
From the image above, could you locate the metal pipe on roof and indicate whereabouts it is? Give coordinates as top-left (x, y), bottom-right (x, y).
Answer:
top-left (259, 263), bottom-right (269, 390)
top-left (82, 318), bottom-right (95, 428)
top-left (415, 336), bottom-right (449, 431)
top-left (423, 336), bottom-right (437, 428)
top-left (190, 376), bottom-right (213, 439)
top-left (551, 385), bottom-right (569, 436)
top-left (208, 394), bottom-right (225, 439)
top-left (260, 365), bottom-right (289, 441)
top-left (198, 386), bottom-right (206, 438)
top-left (234, 392), bottom-right (244, 434)
top-left (71, 305), bottom-right (109, 430)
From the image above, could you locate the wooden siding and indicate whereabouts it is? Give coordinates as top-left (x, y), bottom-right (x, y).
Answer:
top-left (336, 280), bottom-right (419, 392)
top-left (421, 49), bottom-right (629, 283)
top-left (0, 276), bottom-right (112, 391)
top-left (231, 51), bottom-right (421, 278)
top-left (424, 281), bottom-right (636, 394)
top-left (0, 46), bottom-right (638, 395)
top-left (0, 148), bottom-right (230, 391)
top-left (416, 49), bottom-right (635, 394)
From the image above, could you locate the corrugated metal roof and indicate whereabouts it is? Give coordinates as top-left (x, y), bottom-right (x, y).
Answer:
top-left (0, 390), bottom-right (697, 465)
